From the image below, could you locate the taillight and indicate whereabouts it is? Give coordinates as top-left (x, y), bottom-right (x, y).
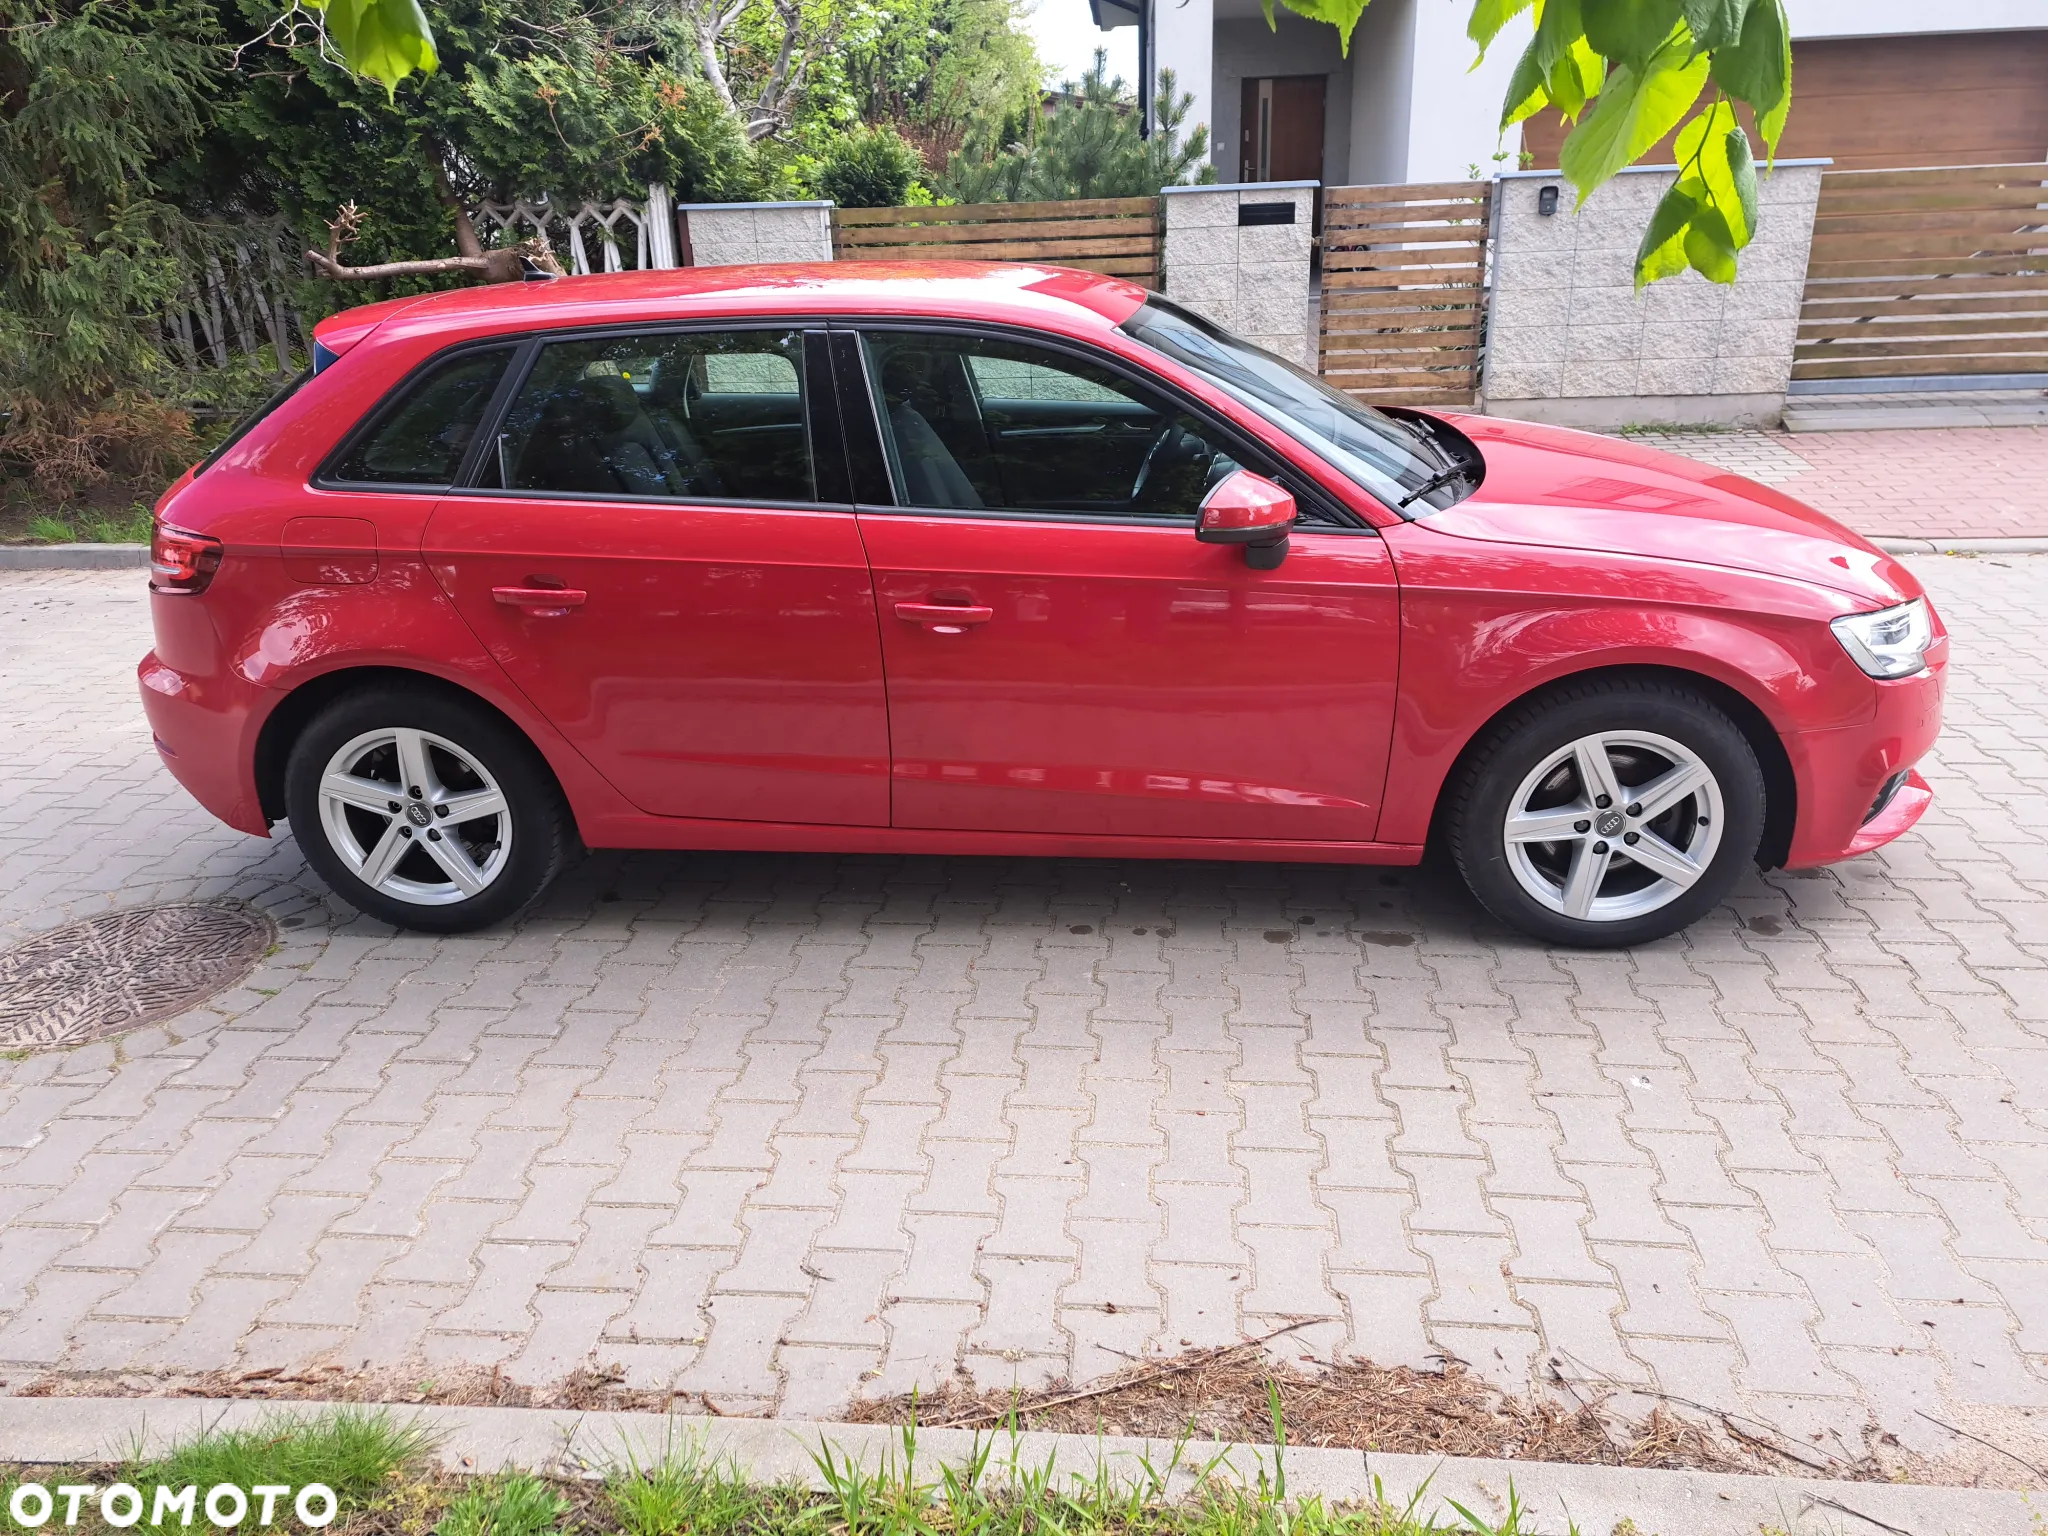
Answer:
top-left (150, 522), bottom-right (224, 594)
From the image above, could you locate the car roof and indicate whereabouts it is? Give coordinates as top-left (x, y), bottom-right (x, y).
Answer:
top-left (313, 262), bottom-right (1153, 355)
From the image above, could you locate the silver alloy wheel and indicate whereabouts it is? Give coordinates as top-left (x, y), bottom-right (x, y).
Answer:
top-left (317, 727), bottom-right (512, 907)
top-left (1502, 729), bottom-right (1724, 923)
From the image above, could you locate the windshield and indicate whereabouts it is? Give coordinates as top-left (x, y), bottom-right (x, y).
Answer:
top-left (1119, 296), bottom-right (1474, 515)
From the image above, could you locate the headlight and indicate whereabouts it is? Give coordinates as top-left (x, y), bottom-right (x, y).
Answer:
top-left (1831, 598), bottom-right (1932, 679)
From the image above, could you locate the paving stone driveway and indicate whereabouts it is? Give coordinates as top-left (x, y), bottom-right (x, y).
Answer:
top-left (1, 563), bottom-right (2045, 1468)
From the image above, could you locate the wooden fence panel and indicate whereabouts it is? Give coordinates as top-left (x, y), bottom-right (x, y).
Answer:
top-left (1795, 163), bottom-right (2048, 382)
top-left (1318, 181), bottom-right (1491, 407)
top-left (832, 197), bottom-right (1163, 286)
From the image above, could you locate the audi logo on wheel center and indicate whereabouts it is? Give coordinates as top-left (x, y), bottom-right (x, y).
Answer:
top-left (7, 1483), bottom-right (337, 1529)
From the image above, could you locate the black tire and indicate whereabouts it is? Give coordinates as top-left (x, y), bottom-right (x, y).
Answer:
top-left (285, 684), bottom-right (569, 933)
top-left (1447, 676), bottom-right (1765, 948)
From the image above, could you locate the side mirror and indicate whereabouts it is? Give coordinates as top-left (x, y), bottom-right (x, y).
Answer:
top-left (1196, 470), bottom-right (1296, 570)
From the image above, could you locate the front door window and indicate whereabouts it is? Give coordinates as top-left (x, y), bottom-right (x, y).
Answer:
top-left (860, 331), bottom-right (1243, 521)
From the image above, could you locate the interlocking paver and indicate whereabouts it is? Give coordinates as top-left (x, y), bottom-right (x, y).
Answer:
top-left (3, 564), bottom-right (2048, 1457)
top-left (1618, 425), bottom-right (2048, 541)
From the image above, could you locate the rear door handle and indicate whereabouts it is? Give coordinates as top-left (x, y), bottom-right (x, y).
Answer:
top-left (493, 585), bottom-right (586, 617)
top-left (894, 602), bottom-right (993, 634)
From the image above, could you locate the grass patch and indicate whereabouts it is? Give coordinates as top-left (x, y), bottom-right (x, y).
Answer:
top-left (437, 1474), bottom-right (568, 1536)
top-left (0, 1407), bottom-right (1625, 1536)
top-left (23, 504), bottom-right (154, 544)
top-left (3, 1409), bottom-right (432, 1536)
top-left (131, 1407), bottom-right (435, 1510)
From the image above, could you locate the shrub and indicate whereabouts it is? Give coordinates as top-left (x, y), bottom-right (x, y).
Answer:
top-left (942, 53), bottom-right (1215, 203)
top-left (816, 125), bottom-right (928, 209)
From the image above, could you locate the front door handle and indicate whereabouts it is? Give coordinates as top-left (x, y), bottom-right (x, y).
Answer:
top-left (493, 585), bottom-right (586, 617)
top-left (894, 601), bottom-right (993, 634)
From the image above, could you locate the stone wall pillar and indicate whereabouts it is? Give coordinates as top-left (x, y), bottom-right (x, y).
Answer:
top-left (1161, 181), bottom-right (1318, 368)
top-left (1481, 161), bottom-right (1827, 429)
top-left (677, 200), bottom-right (834, 267)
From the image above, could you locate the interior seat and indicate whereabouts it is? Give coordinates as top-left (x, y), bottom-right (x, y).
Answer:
top-left (641, 363), bottom-right (728, 499)
top-left (516, 373), bottom-right (686, 497)
top-left (876, 349), bottom-right (984, 509)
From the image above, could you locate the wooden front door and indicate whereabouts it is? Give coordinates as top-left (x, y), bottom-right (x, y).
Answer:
top-left (1239, 75), bottom-right (1327, 183)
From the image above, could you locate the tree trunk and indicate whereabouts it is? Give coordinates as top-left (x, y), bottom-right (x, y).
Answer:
top-left (429, 151), bottom-right (488, 260)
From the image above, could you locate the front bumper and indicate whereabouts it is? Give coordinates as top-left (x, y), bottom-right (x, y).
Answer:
top-left (1782, 662), bottom-right (1944, 867)
top-left (138, 650), bottom-right (273, 836)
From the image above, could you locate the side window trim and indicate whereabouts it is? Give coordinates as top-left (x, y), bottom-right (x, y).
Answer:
top-left (802, 330), bottom-right (852, 506)
top-left (828, 329), bottom-right (895, 506)
top-left (313, 341), bottom-right (519, 492)
top-left (455, 338), bottom-right (539, 489)
top-left (834, 320), bottom-right (1363, 531)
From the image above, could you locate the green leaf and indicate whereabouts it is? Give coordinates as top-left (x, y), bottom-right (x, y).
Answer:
top-left (1679, 0), bottom-right (1751, 52)
top-left (1521, 0), bottom-right (1604, 120)
top-left (1469, 0), bottom-right (1538, 59)
top-left (1580, 0), bottom-right (1680, 69)
top-left (1557, 33), bottom-right (1709, 204)
top-left (1501, 36), bottom-right (1551, 127)
top-left (1673, 98), bottom-right (1756, 244)
top-left (1723, 121), bottom-right (1758, 237)
top-left (1532, 0), bottom-right (1586, 76)
top-left (1266, 0), bottom-right (1370, 53)
top-left (308, 0), bottom-right (438, 96)
top-left (1709, 0), bottom-right (1791, 151)
top-left (1683, 199), bottom-right (1739, 281)
top-left (1634, 177), bottom-right (1699, 287)
top-left (1546, 35), bottom-right (1605, 118)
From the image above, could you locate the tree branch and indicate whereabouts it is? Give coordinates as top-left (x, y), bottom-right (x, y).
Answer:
top-left (304, 200), bottom-right (561, 284)
top-left (745, 0), bottom-right (803, 139)
top-left (428, 147), bottom-right (486, 260)
top-left (676, 0), bottom-right (742, 112)
top-left (306, 251), bottom-right (493, 280)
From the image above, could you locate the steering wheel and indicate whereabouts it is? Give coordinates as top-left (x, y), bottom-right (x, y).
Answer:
top-left (1130, 421), bottom-right (1210, 510)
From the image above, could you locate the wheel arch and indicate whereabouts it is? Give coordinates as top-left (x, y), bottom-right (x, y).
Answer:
top-left (254, 665), bottom-right (567, 824)
top-left (1426, 662), bottom-right (1798, 870)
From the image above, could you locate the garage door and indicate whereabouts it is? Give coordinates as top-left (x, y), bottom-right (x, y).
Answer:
top-left (1519, 29), bottom-right (2048, 173)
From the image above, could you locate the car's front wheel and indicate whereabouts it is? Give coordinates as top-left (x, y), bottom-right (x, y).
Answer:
top-left (1448, 677), bottom-right (1766, 948)
top-left (285, 686), bottom-right (569, 933)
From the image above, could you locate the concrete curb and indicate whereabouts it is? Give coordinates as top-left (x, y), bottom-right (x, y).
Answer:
top-left (0, 1398), bottom-right (2031, 1536)
top-left (0, 543), bottom-right (148, 569)
top-left (1877, 537), bottom-right (2048, 556)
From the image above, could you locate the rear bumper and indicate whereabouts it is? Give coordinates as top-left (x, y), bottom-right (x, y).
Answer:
top-left (138, 650), bottom-right (272, 836)
top-left (1783, 662), bottom-right (1944, 867)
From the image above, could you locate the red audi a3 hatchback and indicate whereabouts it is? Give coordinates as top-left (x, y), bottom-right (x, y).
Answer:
top-left (140, 263), bottom-right (1945, 947)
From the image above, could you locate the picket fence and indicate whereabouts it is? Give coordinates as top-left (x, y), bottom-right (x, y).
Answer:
top-left (166, 186), bottom-right (682, 377)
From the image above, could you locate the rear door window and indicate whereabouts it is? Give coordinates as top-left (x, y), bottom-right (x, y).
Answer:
top-left (481, 329), bottom-right (815, 503)
top-left (326, 348), bottom-right (512, 487)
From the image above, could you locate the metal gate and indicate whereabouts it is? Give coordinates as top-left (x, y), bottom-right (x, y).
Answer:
top-left (1796, 164), bottom-right (2048, 384)
top-left (1318, 180), bottom-right (1491, 406)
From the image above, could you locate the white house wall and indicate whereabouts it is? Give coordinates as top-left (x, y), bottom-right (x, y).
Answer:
top-left (1138, 0), bottom-right (2029, 195)
top-left (1401, 0), bottom-right (1531, 184)
top-left (1785, 0), bottom-right (2047, 37)
top-left (1343, 0), bottom-right (1413, 185)
top-left (1211, 5), bottom-right (1355, 184)
top-left (1156, 0), bottom-right (1215, 169)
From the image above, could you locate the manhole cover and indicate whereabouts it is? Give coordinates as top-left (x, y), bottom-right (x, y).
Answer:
top-left (0, 903), bottom-right (275, 1052)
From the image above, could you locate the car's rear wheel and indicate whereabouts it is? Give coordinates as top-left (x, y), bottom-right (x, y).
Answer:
top-left (285, 686), bottom-right (568, 933)
top-left (1448, 678), bottom-right (1765, 948)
